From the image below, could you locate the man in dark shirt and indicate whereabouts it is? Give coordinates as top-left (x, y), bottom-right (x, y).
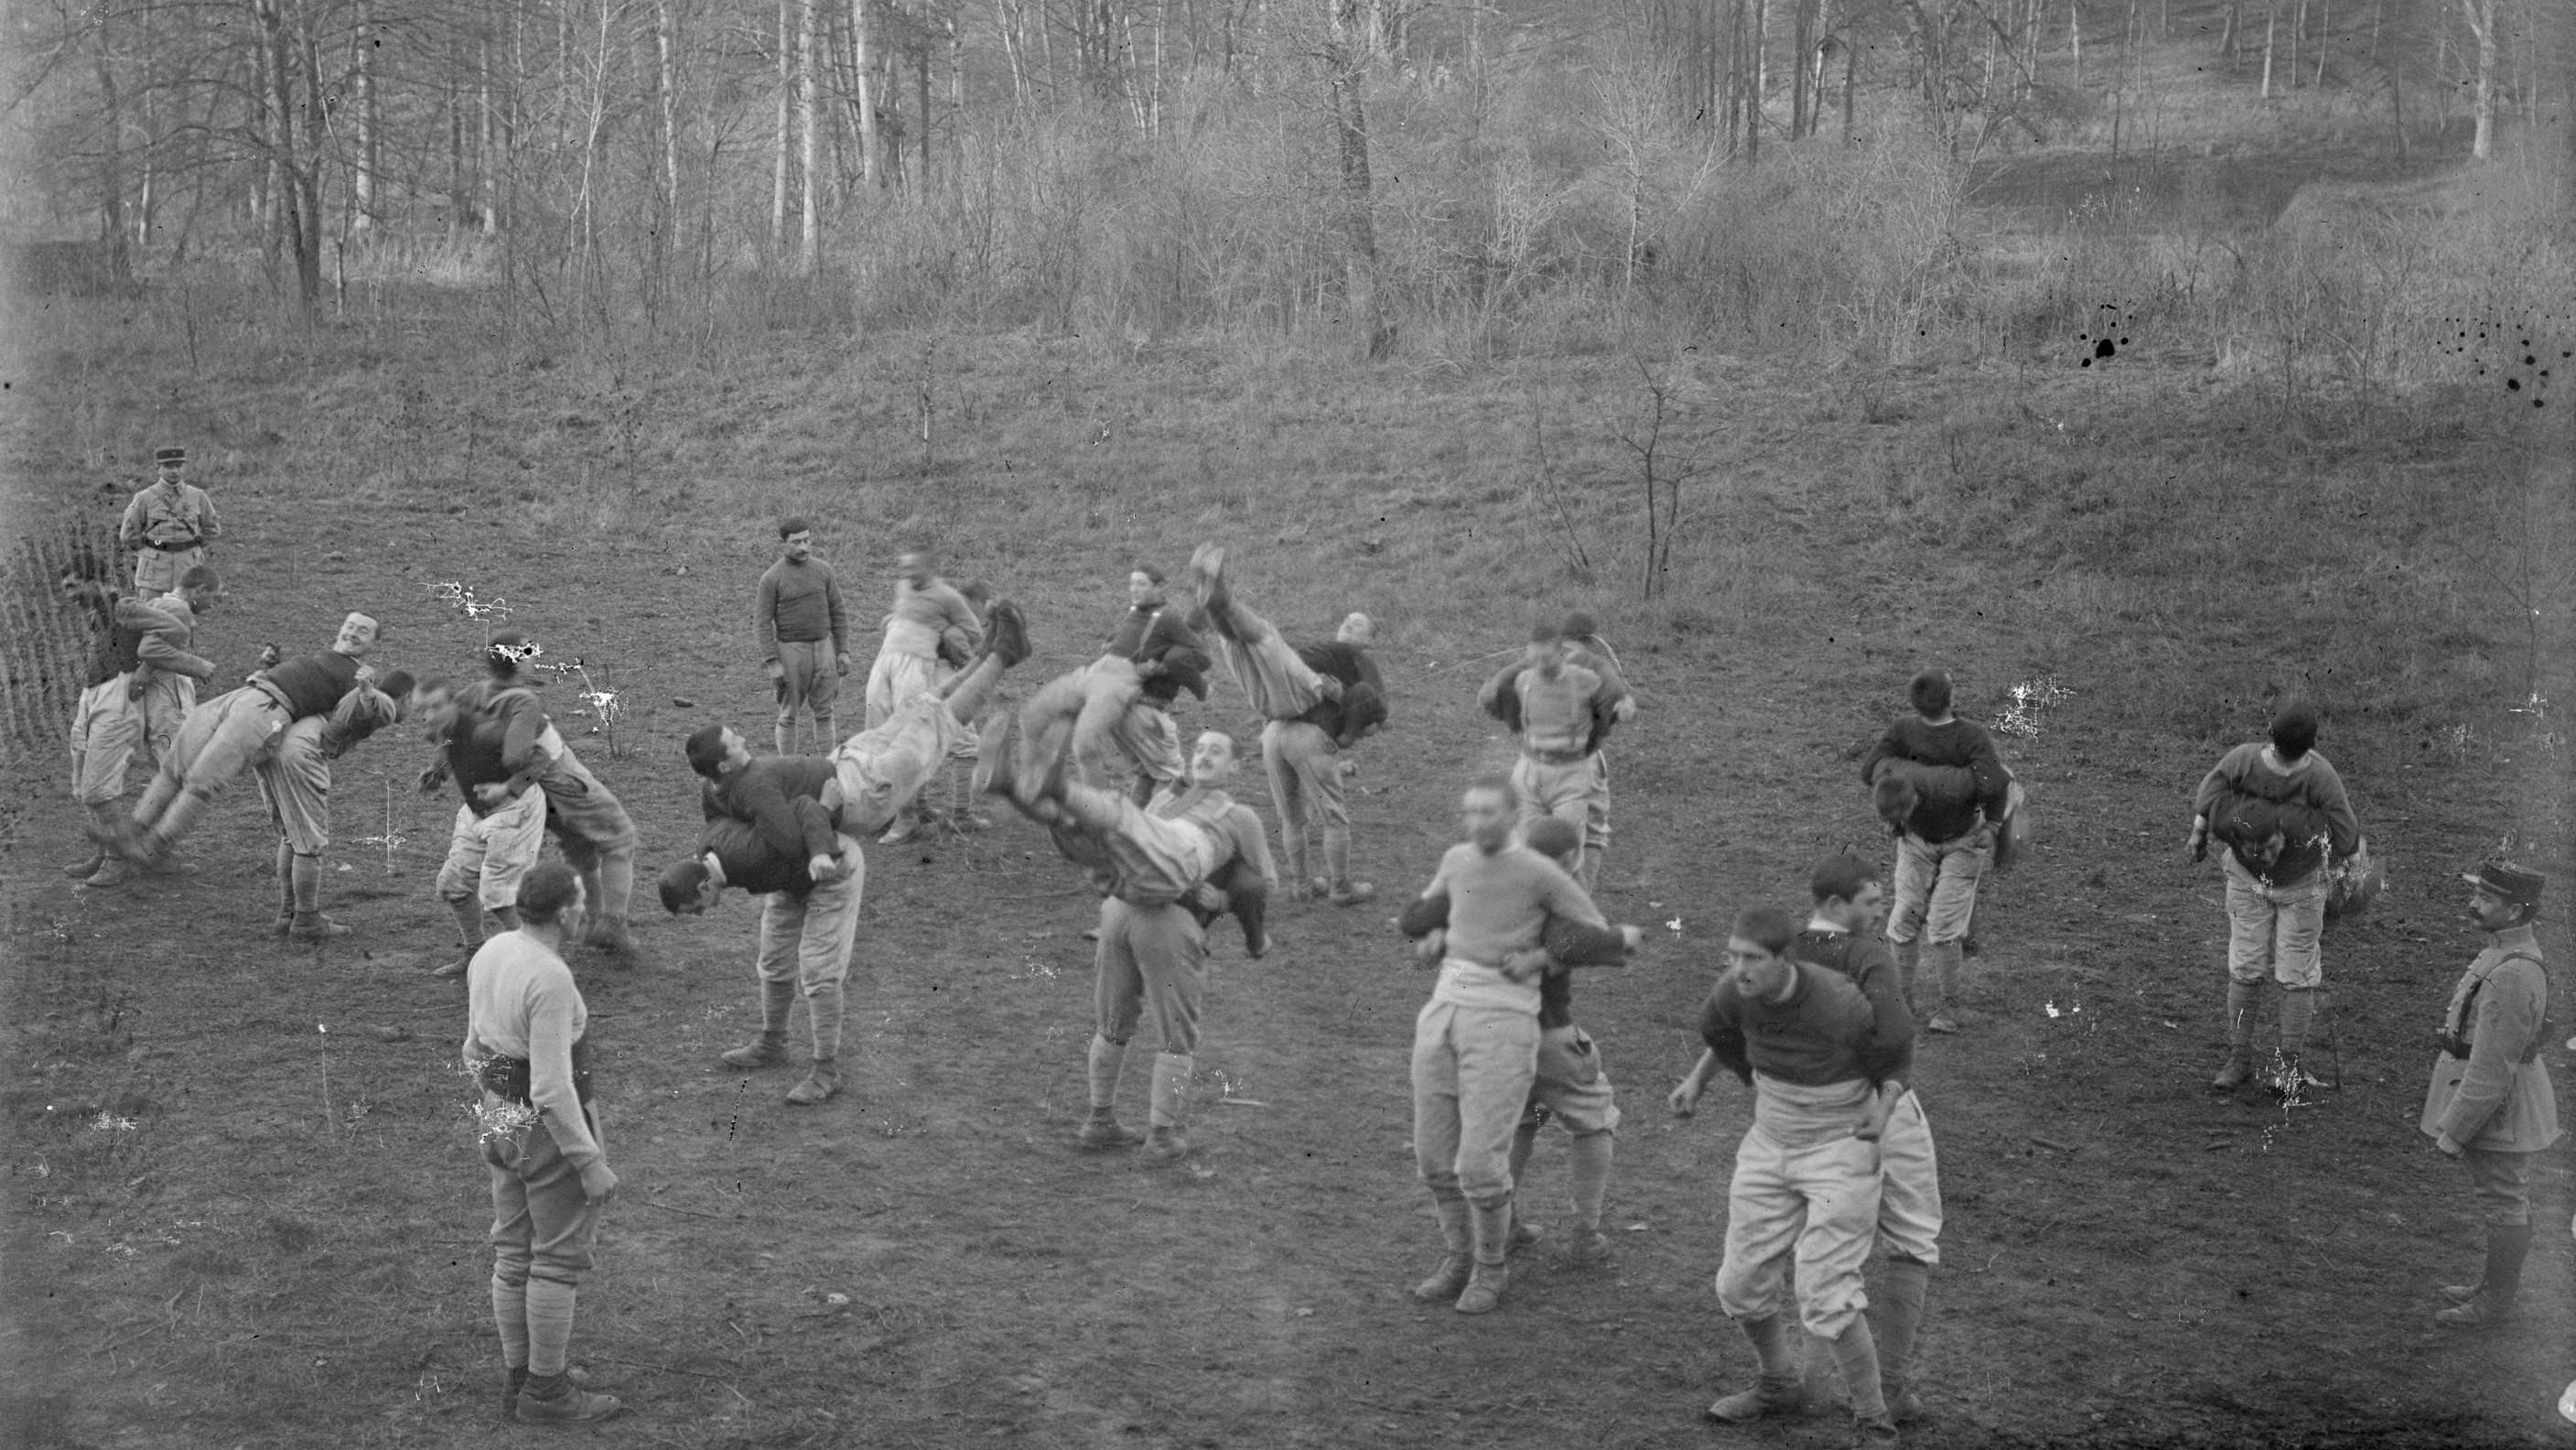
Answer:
top-left (106, 611), bottom-right (381, 870)
top-left (1669, 905), bottom-right (1902, 1447)
top-left (1858, 668), bottom-right (2011, 1034)
top-left (1019, 566), bottom-right (1209, 803)
top-left (1184, 542), bottom-right (1386, 904)
top-left (754, 517), bottom-right (850, 756)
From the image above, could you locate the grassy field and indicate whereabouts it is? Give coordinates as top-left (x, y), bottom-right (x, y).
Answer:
top-left (5, 126), bottom-right (2575, 1450)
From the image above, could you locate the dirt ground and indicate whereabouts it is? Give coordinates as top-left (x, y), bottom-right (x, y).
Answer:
top-left (4, 251), bottom-right (2573, 1448)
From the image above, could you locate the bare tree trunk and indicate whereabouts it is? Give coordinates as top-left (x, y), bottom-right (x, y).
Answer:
top-left (1746, 0), bottom-right (1764, 164)
top-left (917, 38), bottom-right (932, 190)
top-left (1323, 0), bottom-right (1392, 360)
top-left (2312, 0), bottom-right (2327, 85)
top-left (998, 0), bottom-right (1029, 106)
top-left (799, 0), bottom-right (821, 267)
top-left (1844, 12), bottom-right (1858, 139)
top-left (352, 0), bottom-right (375, 232)
top-left (855, 0), bottom-right (878, 188)
top-left (2463, 0), bottom-right (2496, 157)
top-left (773, 0), bottom-right (792, 247)
top-left (94, 44), bottom-right (132, 283)
top-left (2288, 0), bottom-right (2301, 83)
top-left (479, 34), bottom-right (499, 232)
top-left (2258, 2), bottom-right (2275, 98)
top-left (2071, 0), bottom-right (2083, 89)
top-left (1790, 0), bottom-right (1811, 136)
top-left (657, 0), bottom-right (682, 214)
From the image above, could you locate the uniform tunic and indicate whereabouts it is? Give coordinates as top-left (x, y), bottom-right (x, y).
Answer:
top-left (2422, 925), bottom-right (2557, 1225)
top-left (118, 479), bottom-right (221, 595)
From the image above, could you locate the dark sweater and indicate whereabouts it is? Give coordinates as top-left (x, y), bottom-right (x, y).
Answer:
top-left (756, 556), bottom-right (848, 655)
top-left (1859, 716), bottom-right (2010, 843)
top-left (1698, 963), bottom-right (1883, 1088)
top-left (704, 756), bottom-right (838, 862)
top-left (264, 650), bottom-right (362, 720)
top-left (1787, 925), bottom-right (1914, 1082)
top-left (1401, 888), bottom-right (1630, 1029)
top-left (2192, 743), bottom-right (2360, 887)
top-left (1289, 641), bottom-right (1388, 742)
top-left (1108, 603), bottom-right (1210, 704)
top-left (702, 806), bottom-right (835, 897)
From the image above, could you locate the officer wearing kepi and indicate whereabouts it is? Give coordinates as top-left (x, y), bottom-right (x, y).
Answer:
top-left (2422, 858), bottom-right (2557, 1329)
top-left (118, 447), bottom-right (222, 597)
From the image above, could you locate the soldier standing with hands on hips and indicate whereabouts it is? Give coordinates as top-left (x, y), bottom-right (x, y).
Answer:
top-left (2422, 859), bottom-right (2557, 1330)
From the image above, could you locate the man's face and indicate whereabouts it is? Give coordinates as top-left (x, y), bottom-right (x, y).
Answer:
top-left (2469, 886), bottom-right (2522, 930)
top-left (1461, 786), bottom-right (1516, 853)
top-left (1825, 881), bottom-right (1887, 934)
top-left (156, 462), bottom-right (184, 487)
top-left (900, 553), bottom-right (932, 587)
top-left (2243, 831), bottom-right (2287, 870)
top-left (183, 581), bottom-right (224, 615)
top-left (1525, 638), bottom-right (1568, 676)
top-left (1724, 936), bottom-right (1796, 1001)
top-left (1186, 732), bottom-right (1238, 787)
top-left (783, 530), bottom-right (813, 563)
top-left (410, 683), bottom-right (456, 728)
top-left (334, 612), bottom-right (381, 656)
top-left (718, 725), bottom-right (753, 771)
top-left (1128, 572), bottom-right (1163, 610)
top-left (1337, 613), bottom-right (1374, 647)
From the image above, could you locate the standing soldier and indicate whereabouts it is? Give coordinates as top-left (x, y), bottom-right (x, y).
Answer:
top-left (2187, 701), bottom-right (2362, 1089)
top-left (2422, 859), bottom-right (2556, 1329)
top-left (464, 862), bottom-right (622, 1424)
top-left (117, 447), bottom-right (221, 599)
top-left (1860, 668), bottom-right (2011, 1034)
top-left (864, 548), bottom-right (984, 844)
top-left (754, 517), bottom-right (850, 756)
top-left (133, 564), bottom-right (225, 769)
top-left (1185, 543), bottom-right (1388, 904)
top-left (1479, 616), bottom-right (1633, 892)
top-left (57, 562), bottom-right (184, 885)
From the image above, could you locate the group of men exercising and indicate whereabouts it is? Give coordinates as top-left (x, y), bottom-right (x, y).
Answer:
top-left (53, 482), bottom-right (2556, 1441)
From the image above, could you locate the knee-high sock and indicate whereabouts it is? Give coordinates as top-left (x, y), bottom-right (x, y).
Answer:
top-left (1876, 1257), bottom-right (1930, 1393)
top-left (448, 895), bottom-right (487, 947)
top-left (288, 851), bottom-right (325, 914)
top-left (273, 839), bottom-right (296, 920)
top-left (1432, 1192), bottom-right (1472, 1257)
top-left (1279, 836), bottom-right (1311, 893)
top-left (1323, 823), bottom-right (1353, 887)
top-left (2226, 979), bottom-right (2259, 1048)
top-left (490, 1274), bottom-right (530, 1369)
top-left (1468, 1196), bottom-right (1514, 1268)
top-left (1892, 938), bottom-right (1921, 1013)
top-left (1567, 1131), bottom-right (1613, 1231)
top-left (774, 721), bottom-right (792, 756)
top-left (1923, 939), bottom-right (1964, 1013)
top-left (147, 787), bottom-right (213, 848)
top-left (1087, 1034), bottom-right (1127, 1109)
top-left (523, 1278), bottom-right (577, 1378)
top-left (942, 654), bottom-right (1007, 722)
top-left (1148, 1052), bottom-right (1191, 1129)
top-left (1739, 1313), bottom-right (1795, 1380)
top-left (758, 978), bottom-right (797, 1039)
top-left (2277, 986), bottom-right (2316, 1055)
top-left (1507, 1119), bottom-right (1538, 1198)
top-left (1831, 1315), bottom-right (1890, 1422)
top-left (596, 850), bottom-right (635, 929)
top-left (805, 980), bottom-right (845, 1063)
top-left (813, 711), bottom-right (835, 752)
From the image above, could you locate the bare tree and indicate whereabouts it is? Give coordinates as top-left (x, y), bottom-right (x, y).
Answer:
top-left (1322, 0), bottom-right (1393, 360)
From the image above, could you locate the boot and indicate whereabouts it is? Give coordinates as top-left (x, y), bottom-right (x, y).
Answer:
top-left (1707, 1313), bottom-right (1802, 1423)
top-left (79, 856), bottom-right (133, 890)
top-left (723, 980), bottom-right (797, 1067)
top-left (514, 1371), bottom-right (620, 1423)
top-left (2209, 1045), bottom-right (2254, 1090)
top-left (61, 805), bottom-right (114, 878)
top-left (286, 851), bottom-right (350, 941)
top-left (2434, 1223), bottom-right (2531, 1328)
top-left (1454, 1199), bottom-right (1513, 1314)
top-left (1078, 1106), bottom-right (1143, 1150)
top-left (785, 1058), bottom-right (840, 1105)
top-left (1875, 1258), bottom-right (1930, 1423)
top-left (1414, 1196), bottom-right (1473, 1301)
top-left (1142, 1124), bottom-right (1192, 1163)
top-left (1329, 880), bottom-right (1376, 906)
top-left (984, 599), bottom-right (1030, 667)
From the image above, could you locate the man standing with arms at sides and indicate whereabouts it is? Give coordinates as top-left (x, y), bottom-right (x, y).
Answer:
top-left (133, 563), bottom-right (225, 770)
top-left (1184, 543), bottom-right (1386, 905)
top-left (2188, 700), bottom-right (2363, 1090)
top-left (865, 548), bottom-right (984, 845)
top-left (253, 668), bottom-right (419, 943)
top-left (57, 561), bottom-right (186, 887)
top-left (1670, 906), bottom-right (1905, 1448)
top-left (2422, 859), bottom-right (2556, 1330)
top-left (1859, 668), bottom-right (2010, 1035)
top-left (1479, 616), bottom-right (1633, 893)
top-left (1776, 851), bottom-right (1939, 1424)
top-left (118, 446), bottom-right (221, 599)
top-left (465, 862), bottom-right (622, 1424)
top-left (102, 611), bottom-right (381, 871)
top-left (1397, 774), bottom-right (1636, 1315)
top-left (755, 517), bottom-right (850, 756)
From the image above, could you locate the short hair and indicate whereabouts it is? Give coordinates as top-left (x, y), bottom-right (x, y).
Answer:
top-left (1132, 564), bottom-right (1166, 585)
top-left (900, 548), bottom-right (935, 568)
top-left (516, 861), bottom-right (583, 925)
top-left (178, 564), bottom-right (221, 591)
top-left (408, 673), bottom-right (454, 704)
top-left (1524, 816), bottom-right (1581, 862)
top-left (1810, 850), bottom-right (1880, 905)
top-left (1528, 616), bottom-right (1564, 644)
top-left (1871, 772), bottom-right (1919, 833)
top-left (1195, 729), bottom-right (1237, 755)
top-left (1730, 906), bottom-right (1802, 957)
top-left (1909, 669), bottom-right (1952, 718)
top-left (779, 516), bottom-right (813, 539)
top-left (2269, 701), bottom-right (2319, 760)
top-left (375, 667), bottom-right (417, 703)
top-left (1561, 611), bottom-right (1599, 643)
top-left (684, 722), bottom-right (729, 780)
top-left (1338, 611), bottom-right (1375, 645)
top-left (658, 858), bottom-right (712, 914)
top-left (345, 611), bottom-right (382, 635)
top-left (1464, 771), bottom-right (1516, 806)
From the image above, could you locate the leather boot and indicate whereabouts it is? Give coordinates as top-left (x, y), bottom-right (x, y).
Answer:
top-left (286, 852), bottom-right (350, 941)
top-left (1455, 1199), bottom-right (1513, 1314)
top-left (2435, 1223), bottom-right (2531, 1327)
top-left (1413, 1196), bottom-right (1473, 1301)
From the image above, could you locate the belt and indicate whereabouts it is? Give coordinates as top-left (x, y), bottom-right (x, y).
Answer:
top-left (251, 679), bottom-right (297, 713)
top-left (146, 537), bottom-right (203, 553)
top-left (474, 1040), bottom-right (597, 1106)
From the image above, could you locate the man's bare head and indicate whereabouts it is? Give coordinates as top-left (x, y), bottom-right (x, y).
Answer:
top-left (1337, 611), bottom-right (1375, 647)
top-left (334, 612), bottom-right (382, 658)
top-left (899, 550), bottom-right (936, 587)
top-left (1186, 730), bottom-right (1240, 787)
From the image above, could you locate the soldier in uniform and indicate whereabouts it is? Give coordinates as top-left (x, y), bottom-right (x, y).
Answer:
top-left (118, 447), bottom-right (221, 597)
top-left (2423, 859), bottom-right (2557, 1329)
